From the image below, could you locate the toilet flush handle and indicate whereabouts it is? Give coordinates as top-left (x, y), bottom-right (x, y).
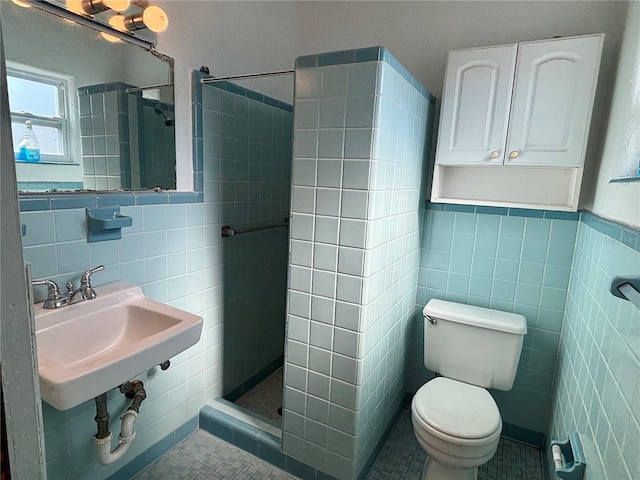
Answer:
top-left (423, 313), bottom-right (437, 325)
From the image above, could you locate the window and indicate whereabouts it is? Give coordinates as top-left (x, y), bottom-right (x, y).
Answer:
top-left (7, 65), bottom-right (71, 163)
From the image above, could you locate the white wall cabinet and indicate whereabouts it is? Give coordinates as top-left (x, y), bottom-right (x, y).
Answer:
top-left (436, 44), bottom-right (517, 165)
top-left (432, 34), bottom-right (604, 211)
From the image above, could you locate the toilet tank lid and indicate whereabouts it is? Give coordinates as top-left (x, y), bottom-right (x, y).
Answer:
top-left (424, 299), bottom-right (527, 334)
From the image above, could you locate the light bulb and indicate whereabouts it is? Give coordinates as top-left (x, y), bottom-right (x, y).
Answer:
top-left (109, 14), bottom-right (126, 31)
top-left (142, 5), bottom-right (168, 32)
top-left (122, 4), bottom-right (169, 33)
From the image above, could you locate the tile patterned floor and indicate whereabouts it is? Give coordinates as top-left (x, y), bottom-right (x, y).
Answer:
top-left (234, 368), bottom-right (283, 424)
top-left (133, 430), bottom-right (295, 480)
top-left (367, 409), bottom-right (545, 480)
top-left (135, 407), bottom-right (544, 480)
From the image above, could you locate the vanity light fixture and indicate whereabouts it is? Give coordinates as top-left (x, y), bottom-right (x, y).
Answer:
top-left (96, 4), bottom-right (168, 34)
top-left (21, 0), bottom-right (155, 48)
top-left (101, 4), bottom-right (168, 43)
top-left (66, 0), bottom-right (130, 15)
top-left (121, 5), bottom-right (168, 33)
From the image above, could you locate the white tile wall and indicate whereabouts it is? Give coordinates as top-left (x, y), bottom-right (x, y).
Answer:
top-left (283, 57), bottom-right (434, 480)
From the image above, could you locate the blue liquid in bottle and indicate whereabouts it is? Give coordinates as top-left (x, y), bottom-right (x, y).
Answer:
top-left (17, 121), bottom-right (40, 163)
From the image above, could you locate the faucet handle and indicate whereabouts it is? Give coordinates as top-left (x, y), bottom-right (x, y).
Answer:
top-left (32, 279), bottom-right (62, 299)
top-left (81, 265), bottom-right (104, 284)
top-left (32, 279), bottom-right (70, 308)
top-left (81, 265), bottom-right (104, 300)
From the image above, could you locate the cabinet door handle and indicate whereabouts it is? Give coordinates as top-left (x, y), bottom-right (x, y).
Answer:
top-left (490, 151), bottom-right (500, 159)
top-left (509, 151), bottom-right (519, 159)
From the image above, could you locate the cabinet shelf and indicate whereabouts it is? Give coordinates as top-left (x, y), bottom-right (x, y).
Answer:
top-left (432, 164), bottom-right (581, 211)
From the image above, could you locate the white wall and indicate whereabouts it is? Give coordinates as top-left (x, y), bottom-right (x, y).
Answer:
top-left (584, 1), bottom-right (640, 228)
top-left (157, 1), bottom-right (629, 205)
top-left (294, 1), bottom-right (625, 98)
top-left (155, 1), bottom-right (296, 190)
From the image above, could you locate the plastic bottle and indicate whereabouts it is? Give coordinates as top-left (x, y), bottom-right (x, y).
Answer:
top-left (17, 120), bottom-right (40, 162)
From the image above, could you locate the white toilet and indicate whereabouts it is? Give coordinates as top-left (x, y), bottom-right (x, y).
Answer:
top-left (411, 299), bottom-right (527, 480)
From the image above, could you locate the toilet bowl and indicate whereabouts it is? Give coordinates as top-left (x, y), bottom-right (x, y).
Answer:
top-left (411, 377), bottom-right (502, 480)
top-left (412, 299), bottom-right (527, 480)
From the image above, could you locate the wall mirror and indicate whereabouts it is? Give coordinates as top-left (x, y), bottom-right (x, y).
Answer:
top-left (4, 0), bottom-right (176, 193)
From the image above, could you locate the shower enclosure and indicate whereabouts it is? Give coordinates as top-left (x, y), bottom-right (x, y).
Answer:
top-left (77, 83), bottom-right (176, 191)
top-left (200, 76), bottom-right (293, 423)
top-left (196, 45), bottom-right (434, 480)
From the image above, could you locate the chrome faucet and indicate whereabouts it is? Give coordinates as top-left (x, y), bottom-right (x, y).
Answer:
top-left (79, 265), bottom-right (104, 300)
top-left (32, 265), bottom-right (104, 309)
top-left (32, 279), bottom-right (71, 309)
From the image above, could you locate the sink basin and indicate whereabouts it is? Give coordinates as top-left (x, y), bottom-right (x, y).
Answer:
top-left (34, 281), bottom-right (203, 410)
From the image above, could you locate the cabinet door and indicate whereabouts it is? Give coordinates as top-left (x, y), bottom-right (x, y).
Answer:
top-left (436, 44), bottom-right (517, 165)
top-left (505, 35), bottom-right (603, 167)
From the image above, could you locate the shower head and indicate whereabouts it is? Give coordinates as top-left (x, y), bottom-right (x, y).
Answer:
top-left (153, 103), bottom-right (174, 127)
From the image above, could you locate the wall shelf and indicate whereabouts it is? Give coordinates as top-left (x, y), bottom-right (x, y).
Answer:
top-left (431, 164), bottom-right (580, 212)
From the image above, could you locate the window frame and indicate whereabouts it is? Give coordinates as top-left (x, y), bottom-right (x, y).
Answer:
top-left (7, 63), bottom-right (74, 164)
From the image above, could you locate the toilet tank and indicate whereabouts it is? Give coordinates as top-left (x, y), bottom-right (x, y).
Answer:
top-left (423, 299), bottom-right (527, 391)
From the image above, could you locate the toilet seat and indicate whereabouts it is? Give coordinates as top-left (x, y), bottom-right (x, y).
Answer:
top-left (412, 377), bottom-right (501, 441)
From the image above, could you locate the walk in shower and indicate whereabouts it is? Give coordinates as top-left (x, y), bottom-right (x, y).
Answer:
top-left (196, 45), bottom-right (435, 480)
top-left (199, 74), bottom-right (294, 425)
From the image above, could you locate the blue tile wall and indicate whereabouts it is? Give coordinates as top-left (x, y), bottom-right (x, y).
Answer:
top-left (285, 46), bottom-right (435, 480)
top-left (198, 79), bottom-right (293, 396)
top-left (78, 82), bottom-right (130, 191)
top-left (411, 205), bottom-right (580, 437)
top-left (199, 406), bottom-right (312, 476)
top-left (17, 181), bottom-right (83, 192)
top-left (581, 211), bottom-right (640, 253)
top-left (295, 47), bottom-right (435, 104)
top-left (140, 99), bottom-right (176, 190)
top-left (548, 218), bottom-right (640, 480)
top-left (202, 77), bottom-right (293, 113)
top-left (18, 72), bottom-right (218, 480)
top-left (19, 189), bottom-right (200, 213)
top-left (77, 84), bottom-right (176, 192)
top-left (22, 197), bottom-right (223, 479)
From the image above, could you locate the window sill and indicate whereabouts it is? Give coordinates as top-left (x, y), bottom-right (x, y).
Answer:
top-left (15, 159), bottom-right (79, 166)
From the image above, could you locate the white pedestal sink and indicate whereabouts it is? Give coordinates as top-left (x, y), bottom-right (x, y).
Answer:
top-left (34, 281), bottom-right (203, 410)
